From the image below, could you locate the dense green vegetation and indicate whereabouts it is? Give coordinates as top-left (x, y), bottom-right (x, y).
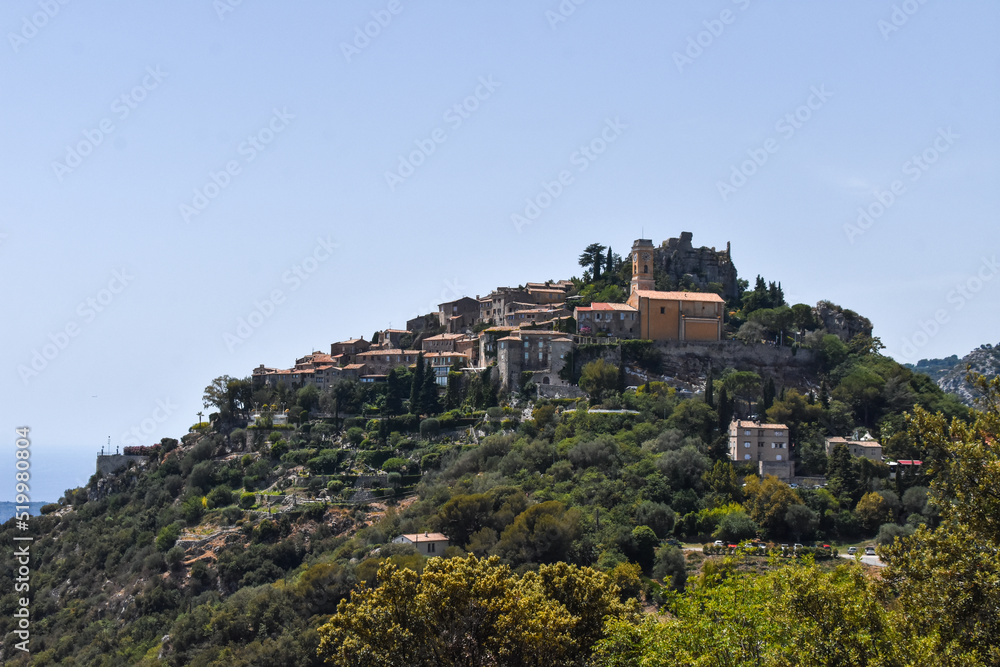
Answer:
top-left (0, 242), bottom-right (987, 664)
top-left (0, 365), bottom-right (981, 665)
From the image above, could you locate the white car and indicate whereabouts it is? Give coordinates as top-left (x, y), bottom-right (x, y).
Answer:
top-left (865, 546), bottom-right (876, 556)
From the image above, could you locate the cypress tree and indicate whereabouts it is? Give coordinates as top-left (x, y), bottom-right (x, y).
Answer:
top-left (717, 387), bottom-right (733, 431)
top-left (410, 354), bottom-right (425, 414)
top-left (421, 368), bottom-right (441, 415)
top-left (705, 366), bottom-right (715, 407)
top-left (761, 377), bottom-right (775, 412)
top-left (386, 367), bottom-right (406, 415)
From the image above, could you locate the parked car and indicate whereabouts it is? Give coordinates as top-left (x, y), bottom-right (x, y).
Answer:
top-left (865, 546), bottom-right (876, 556)
top-left (793, 543), bottom-right (803, 550)
top-left (713, 540), bottom-right (724, 546)
top-left (847, 546), bottom-right (858, 555)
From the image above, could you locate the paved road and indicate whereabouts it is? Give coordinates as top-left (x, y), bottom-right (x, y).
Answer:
top-left (840, 553), bottom-right (885, 567)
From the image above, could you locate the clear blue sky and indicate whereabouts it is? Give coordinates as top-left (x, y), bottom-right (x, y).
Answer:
top-left (2, 1), bottom-right (998, 502)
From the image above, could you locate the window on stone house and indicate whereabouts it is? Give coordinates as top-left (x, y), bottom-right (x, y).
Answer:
top-left (660, 307), bottom-right (665, 314)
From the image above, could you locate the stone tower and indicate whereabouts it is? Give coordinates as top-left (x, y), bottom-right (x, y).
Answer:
top-left (630, 238), bottom-right (655, 295)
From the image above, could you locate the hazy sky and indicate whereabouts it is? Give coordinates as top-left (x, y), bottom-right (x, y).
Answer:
top-left (2, 1), bottom-right (998, 502)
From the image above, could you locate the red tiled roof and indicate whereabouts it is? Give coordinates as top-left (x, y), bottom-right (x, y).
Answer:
top-left (357, 349), bottom-right (420, 357)
top-left (425, 333), bottom-right (464, 341)
top-left (633, 290), bottom-right (725, 303)
top-left (576, 302), bottom-right (637, 312)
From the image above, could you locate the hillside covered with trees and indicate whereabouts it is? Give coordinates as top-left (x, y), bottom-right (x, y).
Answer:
top-left (0, 242), bottom-right (990, 665)
top-left (0, 356), bottom-right (990, 664)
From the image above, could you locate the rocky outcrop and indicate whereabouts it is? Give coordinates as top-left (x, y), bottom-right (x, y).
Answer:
top-left (933, 343), bottom-right (1000, 406)
top-left (812, 301), bottom-right (873, 342)
top-left (654, 231), bottom-right (739, 300)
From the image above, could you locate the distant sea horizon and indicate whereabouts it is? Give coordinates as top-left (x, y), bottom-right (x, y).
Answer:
top-left (0, 501), bottom-right (53, 524)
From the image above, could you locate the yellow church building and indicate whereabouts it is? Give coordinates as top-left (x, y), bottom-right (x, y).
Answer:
top-left (625, 238), bottom-right (724, 341)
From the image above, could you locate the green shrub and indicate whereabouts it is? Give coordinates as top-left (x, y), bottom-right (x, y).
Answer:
top-left (281, 448), bottom-right (318, 466)
top-left (182, 495), bottom-right (205, 524)
top-left (165, 546), bottom-right (185, 570)
top-left (156, 523), bottom-right (182, 551)
top-left (357, 449), bottom-right (395, 469)
top-left (420, 418), bottom-right (440, 438)
top-left (307, 450), bottom-right (344, 474)
top-left (420, 452), bottom-right (441, 470)
top-left (381, 457), bottom-right (410, 474)
top-left (253, 518), bottom-right (281, 543)
top-left (346, 427), bottom-right (366, 446)
top-left (206, 485), bottom-right (235, 509)
top-left (270, 440), bottom-right (289, 459)
top-left (239, 492), bottom-right (257, 509)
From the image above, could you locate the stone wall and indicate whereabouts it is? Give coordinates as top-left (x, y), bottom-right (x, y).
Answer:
top-left (654, 340), bottom-right (818, 390)
top-left (571, 339), bottom-right (818, 393)
top-left (759, 459), bottom-right (795, 481)
top-left (537, 384), bottom-right (587, 400)
top-left (96, 454), bottom-right (147, 476)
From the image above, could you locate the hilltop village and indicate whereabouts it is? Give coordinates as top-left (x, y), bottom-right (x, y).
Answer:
top-left (253, 233), bottom-right (733, 396)
top-left (249, 232), bottom-right (884, 481)
top-left (19, 233), bottom-right (981, 664)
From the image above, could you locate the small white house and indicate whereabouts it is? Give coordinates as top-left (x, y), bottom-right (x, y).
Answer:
top-left (393, 532), bottom-right (450, 556)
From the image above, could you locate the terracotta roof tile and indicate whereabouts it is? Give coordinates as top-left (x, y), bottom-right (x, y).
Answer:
top-left (633, 290), bottom-right (725, 303)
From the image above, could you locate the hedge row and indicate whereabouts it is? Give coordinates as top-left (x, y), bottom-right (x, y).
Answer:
top-left (702, 544), bottom-right (839, 559)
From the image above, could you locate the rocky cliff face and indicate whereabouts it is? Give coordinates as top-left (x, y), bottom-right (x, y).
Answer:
top-left (928, 343), bottom-right (1000, 406)
top-left (654, 231), bottom-right (739, 300)
top-left (812, 301), bottom-right (873, 342)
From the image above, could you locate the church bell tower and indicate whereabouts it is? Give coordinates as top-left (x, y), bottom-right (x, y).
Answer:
top-left (630, 238), bottom-right (655, 294)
